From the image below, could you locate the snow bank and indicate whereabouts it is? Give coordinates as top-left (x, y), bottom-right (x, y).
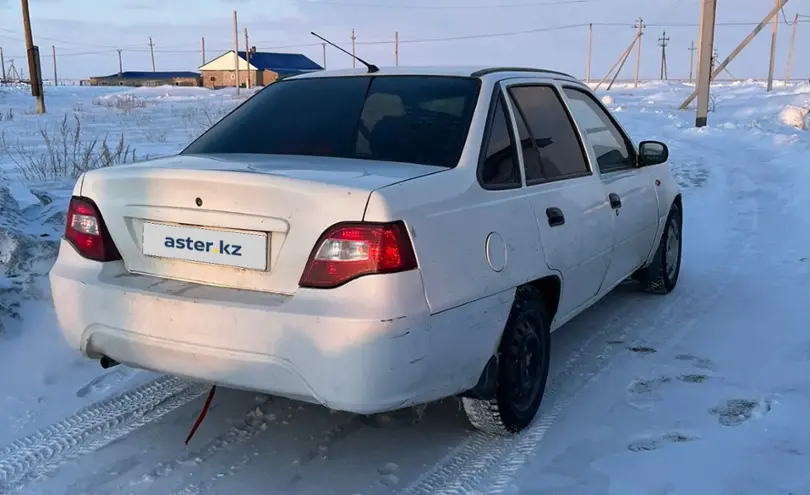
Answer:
top-left (93, 85), bottom-right (260, 105)
top-left (0, 182), bottom-right (71, 334)
top-left (778, 105), bottom-right (809, 130)
top-left (93, 86), bottom-right (217, 106)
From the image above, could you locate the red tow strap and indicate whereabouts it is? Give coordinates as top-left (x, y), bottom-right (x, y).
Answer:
top-left (185, 385), bottom-right (217, 446)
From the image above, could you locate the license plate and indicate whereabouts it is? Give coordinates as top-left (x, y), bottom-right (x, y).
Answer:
top-left (142, 222), bottom-right (268, 271)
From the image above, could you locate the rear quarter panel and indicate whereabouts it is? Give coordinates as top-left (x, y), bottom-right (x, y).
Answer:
top-left (364, 168), bottom-right (547, 394)
top-left (364, 168), bottom-right (547, 315)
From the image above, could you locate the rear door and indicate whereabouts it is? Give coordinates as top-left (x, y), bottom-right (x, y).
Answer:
top-left (502, 80), bottom-right (614, 321)
top-left (560, 86), bottom-right (659, 288)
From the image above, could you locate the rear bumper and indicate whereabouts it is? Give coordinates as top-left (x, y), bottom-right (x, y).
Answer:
top-left (49, 240), bottom-right (440, 414)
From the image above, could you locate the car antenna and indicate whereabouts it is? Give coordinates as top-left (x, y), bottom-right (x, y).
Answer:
top-left (310, 31), bottom-right (379, 74)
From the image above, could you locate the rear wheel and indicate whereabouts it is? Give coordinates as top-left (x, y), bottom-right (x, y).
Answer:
top-left (462, 286), bottom-right (551, 435)
top-left (636, 202), bottom-right (682, 294)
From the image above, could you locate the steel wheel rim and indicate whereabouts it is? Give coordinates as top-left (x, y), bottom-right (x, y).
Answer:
top-left (507, 317), bottom-right (544, 413)
top-left (665, 218), bottom-right (681, 279)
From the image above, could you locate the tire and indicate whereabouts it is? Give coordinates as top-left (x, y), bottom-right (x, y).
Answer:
top-left (636, 202), bottom-right (682, 294)
top-left (462, 285), bottom-right (551, 435)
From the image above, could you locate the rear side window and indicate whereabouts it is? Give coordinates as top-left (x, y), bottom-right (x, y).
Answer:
top-left (479, 94), bottom-right (520, 188)
top-left (182, 75), bottom-right (481, 169)
top-left (508, 85), bottom-right (590, 182)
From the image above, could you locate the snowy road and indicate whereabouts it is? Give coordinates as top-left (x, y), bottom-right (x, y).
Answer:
top-left (2, 82), bottom-right (810, 494)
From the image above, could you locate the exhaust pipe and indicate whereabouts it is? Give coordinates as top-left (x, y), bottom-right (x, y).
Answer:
top-left (100, 356), bottom-right (119, 369)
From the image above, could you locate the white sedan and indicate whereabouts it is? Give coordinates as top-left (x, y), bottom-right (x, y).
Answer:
top-left (49, 66), bottom-right (682, 435)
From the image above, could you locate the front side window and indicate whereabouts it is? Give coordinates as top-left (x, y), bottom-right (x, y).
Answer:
top-left (562, 87), bottom-right (635, 173)
top-left (182, 75), bottom-right (481, 169)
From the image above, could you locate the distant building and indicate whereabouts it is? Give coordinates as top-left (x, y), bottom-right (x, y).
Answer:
top-left (87, 71), bottom-right (201, 87)
top-left (199, 47), bottom-right (323, 89)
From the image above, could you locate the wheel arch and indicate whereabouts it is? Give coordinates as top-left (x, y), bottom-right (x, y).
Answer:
top-left (462, 275), bottom-right (561, 401)
top-left (527, 275), bottom-right (562, 324)
top-left (673, 193), bottom-right (683, 214)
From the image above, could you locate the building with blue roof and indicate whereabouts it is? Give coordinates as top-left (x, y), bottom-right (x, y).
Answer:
top-left (199, 47), bottom-right (323, 89)
top-left (88, 71), bottom-right (201, 87)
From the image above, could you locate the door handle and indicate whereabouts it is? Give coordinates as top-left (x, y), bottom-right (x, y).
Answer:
top-left (546, 207), bottom-right (565, 227)
top-left (609, 193), bottom-right (622, 209)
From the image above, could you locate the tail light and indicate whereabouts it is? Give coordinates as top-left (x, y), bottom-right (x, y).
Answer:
top-left (299, 221), bottom-right (418, 289)
top-left (64, 196), bottom-right (122, 262)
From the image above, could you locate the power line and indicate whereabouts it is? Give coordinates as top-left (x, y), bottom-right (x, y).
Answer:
top-left (645, 21), bottom-right (768, 26)
top-left (781, 7), bottom-right (798, 25)
top-left (0, 18), bottom-right (793, 59)
top-left (292, 0), bottom-right (596, 8)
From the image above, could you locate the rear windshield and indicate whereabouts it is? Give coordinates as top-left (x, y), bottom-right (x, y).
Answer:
top-left (181, 75), bottom-right (481, 168)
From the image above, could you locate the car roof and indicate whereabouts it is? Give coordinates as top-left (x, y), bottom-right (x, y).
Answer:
top-left (288, 65), bottom-right (580, 83)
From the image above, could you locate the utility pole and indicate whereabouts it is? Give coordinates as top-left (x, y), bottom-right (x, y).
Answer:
top-left (607, 37), bottom-right (636, 91)
top-left (233, 10), bottom-right (240, 95)
top-left (351, 29), bottom-right (357, 68)
top-left (658, 31), bottom-right (669, 80)
top-left (688, 41), bottom-right (697, 82)
top-left (201, 37), bottom-right (206, 66)
top-left (586, 23), bottom-right (593, 83)
top-left (693, 0), bottom-right (717, 127)
top-left (681, 0), bottom-right (788, 111)
top-left (117, 49), bottom-right (123, 76)
top-left (594, 34), bottom-right (638, 91)
top-left (785, 13), bottom-right (798, 83)
top-left (244, 27), bottom-right (250, 89)
top-left (767, 0), bottom-right (779, 91)
top-left (322, 42), bottom-right (326, 68)
top-left (0, 47), bottom-right (5, 83)
top-left (148, 37), bottom-right (156, 71)
top-left (395, 31), bottom-right (399, 66)
top-left (51, 45), bottom-right (57, 86)
top-left (21, 0), bottom-right (45, 113)
top-left (633, 17), bottom-right (644, 88)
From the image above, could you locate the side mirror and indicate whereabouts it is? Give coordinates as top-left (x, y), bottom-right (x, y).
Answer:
top-left (638, 140), bottom-right (669, 166)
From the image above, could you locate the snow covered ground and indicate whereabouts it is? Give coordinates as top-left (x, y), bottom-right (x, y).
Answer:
top-left (1, 79), bottom-right (810, 495)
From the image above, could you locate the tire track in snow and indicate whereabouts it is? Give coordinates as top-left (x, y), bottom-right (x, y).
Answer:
top-left (134, 400), bottom-right (288, 495)
top-left (0, 376), bottom-right (205, 494)
top-left (167, 412), bottom-right (370, 495)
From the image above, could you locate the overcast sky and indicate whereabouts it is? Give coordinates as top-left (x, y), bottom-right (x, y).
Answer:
top-left (0, 0), bottom-right (808, 81)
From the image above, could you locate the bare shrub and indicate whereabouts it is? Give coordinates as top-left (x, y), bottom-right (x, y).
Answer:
top-left (134, 113), bottom-right (152, 126)
top-left (144, 128), bottom-right (168, 143)
top-left (175, 100), bottom-right (235, 139)
top-left (0, 109), bottom-right (14, 121)
top-left (133, 113), bottom-right (169, 143)
top-left (1, 113), bottom-right (139, 180)
top-left (92, 94), bottom-right (149, 115)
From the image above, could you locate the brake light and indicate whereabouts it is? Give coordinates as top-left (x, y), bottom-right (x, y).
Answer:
top-left (299, 221), bottom-right (418, 288)
top-left (64, 196), bottom-right (122, 262)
